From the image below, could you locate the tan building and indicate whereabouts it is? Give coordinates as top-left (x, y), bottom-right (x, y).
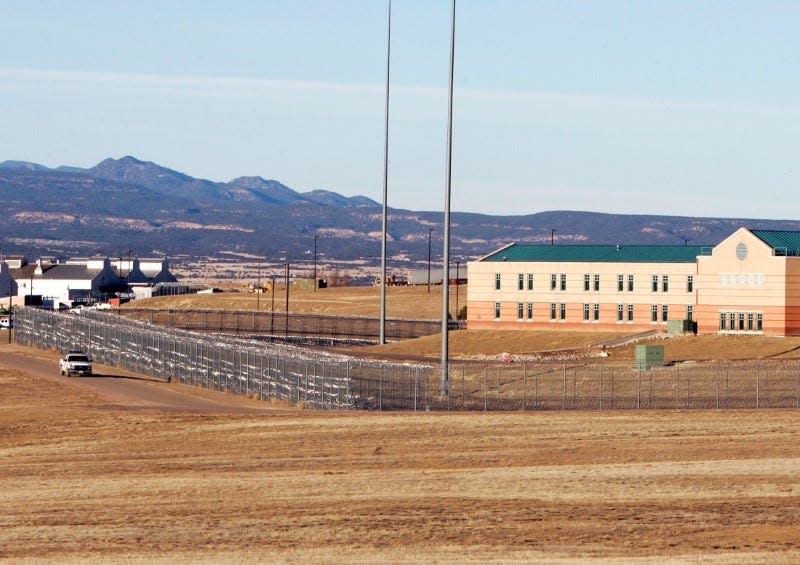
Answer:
top-left (467, 228), bottom-right (800, 336)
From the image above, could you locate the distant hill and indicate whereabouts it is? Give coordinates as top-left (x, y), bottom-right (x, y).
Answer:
top-left (2, 156), bottom-right (799, 267)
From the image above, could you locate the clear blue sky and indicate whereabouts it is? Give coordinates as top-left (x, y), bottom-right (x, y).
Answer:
top-left (2, 1), bottom-right (799, 219)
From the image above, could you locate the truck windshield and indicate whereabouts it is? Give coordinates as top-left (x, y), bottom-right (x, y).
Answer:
top-left (68, 355), bottom-right (89, 362)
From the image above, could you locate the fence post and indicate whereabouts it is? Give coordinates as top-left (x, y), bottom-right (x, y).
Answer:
top-left (562, 362), bottom-right (567, 411)
top-left (496, 368), bottom-right (500, 411)
top-left (414, 367), bottom-right (419, 412)
top-left (716, 361), bottom-right (720, 409)
top-left (379, 366), bottom-right (383, 411)
top-left (599, 366), bottom-right (603, 411)
top-left (484, 368), bottom-right (488, 412)
top-left (637, 370), bottom-right (641, 410)
top-left (756, 362), bottom-right (760, 409)
top-left (522, 361), bottom-right (527, 412)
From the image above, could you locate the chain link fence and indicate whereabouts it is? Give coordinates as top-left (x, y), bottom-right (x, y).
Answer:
top-left (12, 308), bottom-right (800, 411)
top-left (14, 308), bottom-right (432, 410)
top-left (114, 308), bottom-right (447, 342)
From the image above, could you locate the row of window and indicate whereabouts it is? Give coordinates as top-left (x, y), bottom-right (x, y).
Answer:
top-left (720, 312), bottom-right (763, 332)
top-left (495, 302), bottom-right (694, 322)
top-left (497, 273), bottom-right (695, 293)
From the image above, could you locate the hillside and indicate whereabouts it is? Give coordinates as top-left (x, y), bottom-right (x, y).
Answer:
top-left (3, 156), bottom-right (800, 265)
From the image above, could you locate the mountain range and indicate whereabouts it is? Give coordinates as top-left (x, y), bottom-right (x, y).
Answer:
top-left (2, 156), bottom-right (800, 268)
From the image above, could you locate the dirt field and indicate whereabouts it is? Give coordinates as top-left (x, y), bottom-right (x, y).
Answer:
top-left (2, 342), bottom-right (800, 563)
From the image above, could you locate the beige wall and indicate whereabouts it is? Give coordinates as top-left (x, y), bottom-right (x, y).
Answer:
top-left (468, 258), bottom-right (697, 331)
top-left (467, 228), bottom-right (800, 336)
top-left (696, 227), bottom-right (794, 335)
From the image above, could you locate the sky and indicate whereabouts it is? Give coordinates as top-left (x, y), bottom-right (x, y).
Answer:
top-left (2, 1), bottom-right (800, 219)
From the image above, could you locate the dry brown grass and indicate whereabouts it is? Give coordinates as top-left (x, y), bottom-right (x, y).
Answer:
top-left (2, 361), bottom-right (800, 562)
top-left (126, 285), bottom-right (800, 362)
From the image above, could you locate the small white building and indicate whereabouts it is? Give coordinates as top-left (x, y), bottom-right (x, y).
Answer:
top-left (4, 255), bottom-right (178, 308)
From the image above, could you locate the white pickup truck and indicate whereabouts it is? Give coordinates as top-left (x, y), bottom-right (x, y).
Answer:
top-left (59, 351), bottom-right (93, 377)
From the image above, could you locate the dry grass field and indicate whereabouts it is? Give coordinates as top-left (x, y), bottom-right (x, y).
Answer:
top-left (130, 285), bottom-right (800, 363)
top-left (2, 349), bottom-right (800, 563)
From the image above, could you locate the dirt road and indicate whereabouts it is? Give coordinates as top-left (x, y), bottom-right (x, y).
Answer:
top-left (0, 344), bottom-right (280, 414)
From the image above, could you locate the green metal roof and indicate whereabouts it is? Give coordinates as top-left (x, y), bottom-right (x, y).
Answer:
top-left (481, 244), bottom-right (704, 263)
top-left (751, 230), bottom-right (800, 256)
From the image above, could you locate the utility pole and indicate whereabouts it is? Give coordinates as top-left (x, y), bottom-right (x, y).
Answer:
top-left (427, 227), bottom-right (432, 293)
top-left (270, 275), bottom-right (276, 334)
top-left (313, 234), bottom-right (318, 292)
top-left (256, 259), bottom-right (261, 310)
top-left (284, 262), bottom-right (290, 337)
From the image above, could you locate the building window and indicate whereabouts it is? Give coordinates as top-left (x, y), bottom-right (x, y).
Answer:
top-left (518, 273), bottom-right (524, 291)
top-left (687, 275), bottom-right (694, 293)
top-left (594, 303), bottom-right (600, 321)
top-left (583, 303), bottom-right (590, 321)
top-left (662, 275), bottom-right (669, 293)
top-left (584, 274), bottom-right (590, 292)
top-left (550, 303), bottom-right (556, 320)
top-left (495, 273), bottom-right (501, 290)
top-left (720, 312), bottom-right (726, 331)
top-left (662, 304), bottom-right (668, 322)
top-left (527, 273), bottom-right (534, 291)
top-left (687, 305), bottom-right (693, 321)
top-left (628, 274), bottom-right (634, 292)
top-left (738, 313), bottom-right (745, 331)
top-left (560, 303), bottom-right (566, 320)
top-left (747, 313), bottom-right (754, 331)
top-left (729, 313), bottom-right (735, 331)
top-left (617, 274), bottom-right (624, 292)
top-left (627, 304), bottom-right (634, 321)
top-left (652, 275), bottom-right (658, 292)
top-left (594, 274), bottom-right (600, 291)
top-left (527, 302), bottom-right (533, 319)
top-left (617, 304), bottom-right (624, 321)
top-left (757, 313), bottom-right (763, 331)
top-left (495, 302), bottom-right (501, 319)
top-left (550, 274), bottom-right (557, 291)
top-left (560, 274), bottom-right (567, 291)
top-left (651, 304), bottom-right (658, 322)
top-left (517, 302), bottom-right (524, 319)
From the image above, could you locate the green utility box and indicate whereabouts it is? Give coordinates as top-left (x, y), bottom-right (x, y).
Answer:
top-left (635, 344), bottom-right (664, 370)
top-left (667, 319), bottom-right (692, 335)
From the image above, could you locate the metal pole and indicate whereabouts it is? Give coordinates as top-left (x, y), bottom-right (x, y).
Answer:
top-left (257, 259), bottom-right (261, 310)
top-left (551, 228), bottom-right (557, 246)
top-left (440, 0), bottom-right (456, 396)
top-left (270, 275), bottom-right (276, 335)
top-left (456, 260), bottom-right (460, 318)
top-left (427, 227), bottom-right (432, 293)
top-left (284, 262), bottom-right (289, 337)
top-left (379, 0), bottom-right (392, 345)
top-left (313, 234), bottom-right (318, 292)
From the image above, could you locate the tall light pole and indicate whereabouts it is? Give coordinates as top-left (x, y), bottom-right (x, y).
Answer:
top-left (440, 0), bottom-right (456, 396)
top-left (379, 0), bottom-right (392, 345)
top-left (427, 227), bottom-right (433, 293)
